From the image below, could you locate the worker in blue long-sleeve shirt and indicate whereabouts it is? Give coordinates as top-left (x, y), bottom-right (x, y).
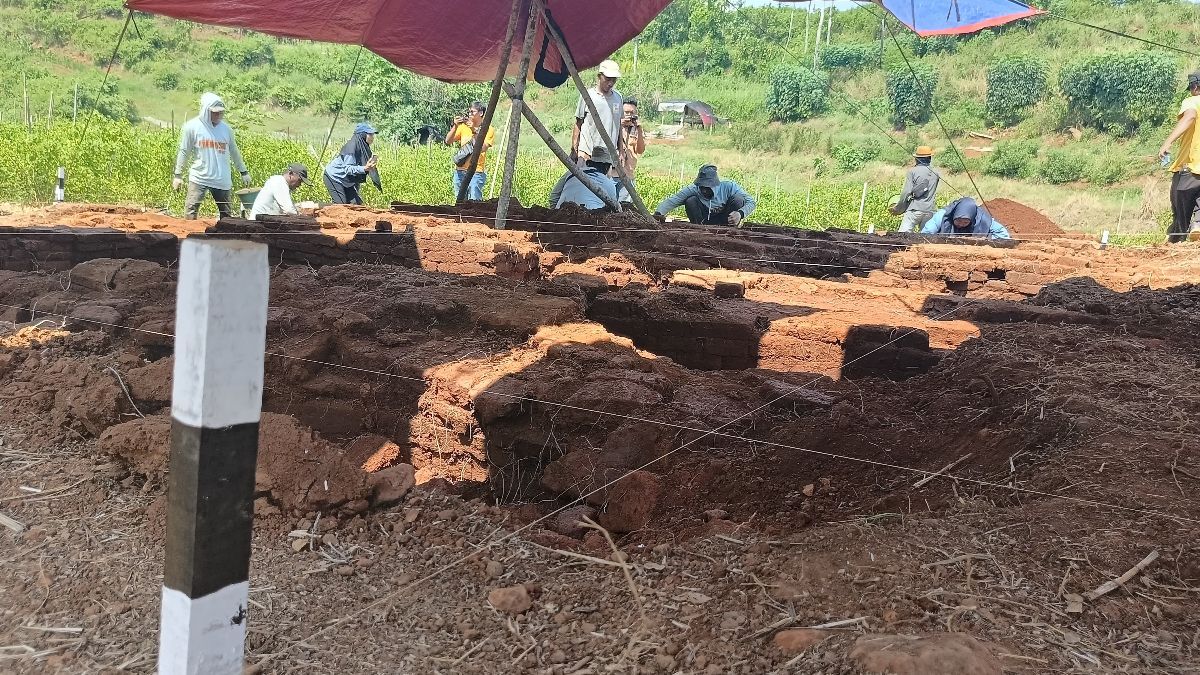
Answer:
top-left (654, 164), bottom-right (756, 227)
top-left (921, 197), bottom-right (1011, 239)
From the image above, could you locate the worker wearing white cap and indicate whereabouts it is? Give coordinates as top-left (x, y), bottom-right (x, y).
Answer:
top-left (571, 59), bottom-right (624, 166)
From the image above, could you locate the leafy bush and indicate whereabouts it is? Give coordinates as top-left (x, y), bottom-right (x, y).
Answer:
top-left (210, 36), bottom-right (275, 68)
top-left (1059, 51), bottom-right (1177, 135)
top-left (819, 43), bottom-right (878, 73)
top-left (1038, 149), bottom-right (1086, 183)
top-left (907, 35), bottom-right (958, 57)
top-left (730, 36), bottom-right (780, 78)
top-left (152, 68), bottom-right (180, 91)
top-left (765, 66), bottom-right (829, 122)
top-left (668, 39), bottom-right (731, 78)
top-left (937, 101), bottom-right (986, 136)
top-left (788, 127), bottom-right (823, 154)
top-left (1086, 158), bottom-right (1125, 185)
top-left (986, 55), bottom-right (1050, 127)
top-left (831, 140), bottom-right (881, 173)
top-left (269, 85), bottom-right (312, 111)
top-left (984, 140), bottom-right (1038, 179)
top-left (885, 63), bottom-right (936, 127)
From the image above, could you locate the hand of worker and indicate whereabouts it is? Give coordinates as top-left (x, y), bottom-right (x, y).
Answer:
top-left (365, 156), bottom-right (378, 171)
top-left (1158, 144), bottom-right (1172, 161)
top-left (727, 211), bottom-right (743, 227)
top-left (569, 148), bottom-right (578, 164)
top-left (241, 171), bottom-right (252, 186)
top-left (171, 176), bottom-right (183, 192)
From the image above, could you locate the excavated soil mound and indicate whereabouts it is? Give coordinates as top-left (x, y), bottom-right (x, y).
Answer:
top-left (985, 198), bottom-right (1065, 237)
top-left (0, 203), bottom-right (210, 237)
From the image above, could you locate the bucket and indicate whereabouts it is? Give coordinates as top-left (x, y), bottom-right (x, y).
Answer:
top-left (235, 188), bottom-right (260, 217)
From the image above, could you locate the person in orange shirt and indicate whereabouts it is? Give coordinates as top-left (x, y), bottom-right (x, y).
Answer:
top-left (445, 101), bottom-right (496, 201)
top-left (1158, 71), bottom-right (1200, 243)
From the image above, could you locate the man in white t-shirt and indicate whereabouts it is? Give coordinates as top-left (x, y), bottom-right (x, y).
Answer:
top-left (249, 164), bottom-right (309, 220)
top-left (571, 60), bottom-right (623, 166)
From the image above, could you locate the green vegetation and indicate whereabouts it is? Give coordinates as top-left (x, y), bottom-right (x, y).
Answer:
top-left (0, 0), bottom-right (1190, 237)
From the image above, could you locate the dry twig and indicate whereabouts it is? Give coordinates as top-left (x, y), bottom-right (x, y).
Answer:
top-left (1084, 550), bottom-right (1159, 601)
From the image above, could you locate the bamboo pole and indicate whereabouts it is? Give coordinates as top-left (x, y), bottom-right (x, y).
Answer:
top-left (47, 94), bottom-right (54, 125)
top-left (535, 0), bottom-right (649, 217)
top-left (455, 0), bottom-right (523, 205)
top-left (487, 103), bottom-right (513, 200)
top-left (73, 83), bottom-right (79, 125)
top-left (857, 181), bottom-right (868, 231)
top-left (503, 82), bottom-right (621, 211)
top-left (496, 1), bottom-right (538, 229)
top-left (23, 72), bottom-right (30, 128)
top-left (812, 8), bottom-right (825, 69)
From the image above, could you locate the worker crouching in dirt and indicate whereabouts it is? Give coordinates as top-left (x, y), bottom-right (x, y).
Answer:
top-left (249, 163), bottom-right (310, 220)
top-left (653, 164), bottom-right (756, 227)
top-left (891, 145), bottom-right (941, 232)
top-left (547, 145), bottom-right (619, 209)
top-left (921, 197), bottom-right (1010, 239)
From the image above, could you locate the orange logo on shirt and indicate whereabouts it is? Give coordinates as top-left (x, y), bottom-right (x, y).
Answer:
top-left (198, 139), bottom-right (228, 152)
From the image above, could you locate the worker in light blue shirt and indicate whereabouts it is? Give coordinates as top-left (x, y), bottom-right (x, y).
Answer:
top-left (548, 145), bottom-right (619, 210)
top-left (921, 197), bottom-right (1011, 239)
top-left (654, 164), bottom-right (756, 227)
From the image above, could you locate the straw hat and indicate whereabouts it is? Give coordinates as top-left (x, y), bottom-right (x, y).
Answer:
top-left (914, 145), bottom-right (934, 157)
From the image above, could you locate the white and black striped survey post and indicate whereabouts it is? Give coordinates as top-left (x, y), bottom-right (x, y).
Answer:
top-left (158, 239), bottom-right (269, 675)
top-left (54, 167), bottom-right (65, 203)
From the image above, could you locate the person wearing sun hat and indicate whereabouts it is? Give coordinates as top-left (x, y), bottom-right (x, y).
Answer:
top-left (571, 59), bottom-right (624, 166)
top-left (892, 145), bottom-right (941, 233)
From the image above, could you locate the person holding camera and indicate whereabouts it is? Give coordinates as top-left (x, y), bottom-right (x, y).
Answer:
top-left (616, 98), bottom-right (647, 203)
top-left (323, 122), bottom-right (380, 205)
top-left (445, 101), bottom-right (495, 201)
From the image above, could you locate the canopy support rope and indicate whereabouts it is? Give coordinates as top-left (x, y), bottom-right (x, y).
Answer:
top-left (317, 45), bottom-right (366, 170)
top-left (73, 9), bottom-right (132, 156)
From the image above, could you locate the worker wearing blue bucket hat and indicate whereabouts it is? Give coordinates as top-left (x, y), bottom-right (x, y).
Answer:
top-left (324, 122), bottom-right (382, 204)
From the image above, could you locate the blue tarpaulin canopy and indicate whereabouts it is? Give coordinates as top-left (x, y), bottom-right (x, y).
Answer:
top-left (780, 0), bottom-right (1044, 36)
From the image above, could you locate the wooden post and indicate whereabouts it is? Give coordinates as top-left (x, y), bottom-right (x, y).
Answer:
top-left (47, 94), bottom-right (54, 125)
top-left (73, 83), bottom-right (79, 125)
top-left (158, 239), bottom-right (269, 675)
top-left (496, 1), bottom-right (538, 229)
top-left (503, 81), bottom-right (621, 211)
top-left (805, 186), bottom-right (812, 228)
top-left (456, 0), bottom-right (523, 204)
top-left (812, 8), bottom-right (824, 69)
top-left (23, 72), bottom-right (30, 128)
top-left (857, 181), bottom-right (868, 231)
top-left (633, 38), bottom-right (639, 74)
top-left (826, 0), bottom-right (832, 45)
top-left (804, 4), bottom-right (811, 55)
top-left (536, 0), bottom-right (651, 218)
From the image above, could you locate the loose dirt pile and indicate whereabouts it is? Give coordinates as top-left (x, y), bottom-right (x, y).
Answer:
top-left (985, 198), bottom-right (1066, 237)
top-left (1, 203), bottom-right (1199, 673)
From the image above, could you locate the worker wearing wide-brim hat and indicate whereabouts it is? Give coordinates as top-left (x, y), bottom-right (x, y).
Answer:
top-left (891, 145), bottom-right (941, 233)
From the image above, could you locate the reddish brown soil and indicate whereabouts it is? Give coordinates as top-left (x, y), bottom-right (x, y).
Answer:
top-left (1, 204), bottom-right (1199, 673)
top-left (985, 198), bottom-right (1065, 237)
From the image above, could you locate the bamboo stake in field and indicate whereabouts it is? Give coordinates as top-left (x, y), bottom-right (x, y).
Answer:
top-left (73, 83), bottom-right (79, 125)
top-left (495, 3), bottom-right (538, 229)
top-left (857, 181), bottom-right (868, 231)
top-left (487, 103), bottom-right (514, 201)
top-left (23, 72), bottom-right (30, 128)
top-left (812, 8), bottom-right (825, 68)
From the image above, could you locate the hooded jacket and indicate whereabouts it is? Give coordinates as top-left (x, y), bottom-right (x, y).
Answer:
top-left (324, 127), bottom-right (381, 191)
top-left (174, 93), bottom-right (247, 190)
top-left (921, 197), bottom-right (1011, 239)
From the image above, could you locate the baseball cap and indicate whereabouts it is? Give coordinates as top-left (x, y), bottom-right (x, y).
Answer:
top-left (598, 59), bottom-right (622, 79)
top-left (286, 163), bottom-right (311, 184)
top-left (1188, 71), bottom-right (1200, 91)
top-left (209, 102), bottom-right (226, 112)
top-left (355, 122), bottom-right (378, 135)
top-left (694, 164), bottom-right (720, 189)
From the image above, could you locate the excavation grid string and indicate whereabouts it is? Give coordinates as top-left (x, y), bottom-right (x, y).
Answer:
top-left (2, 299), bottom-right (1193, 529)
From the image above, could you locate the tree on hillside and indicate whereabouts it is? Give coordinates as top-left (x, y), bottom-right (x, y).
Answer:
top-left (353, 56), bottom-right (489, 140)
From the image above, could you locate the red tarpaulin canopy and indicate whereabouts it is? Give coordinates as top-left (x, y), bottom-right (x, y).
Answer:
top-left (124, 0), bottom-right (672, 83)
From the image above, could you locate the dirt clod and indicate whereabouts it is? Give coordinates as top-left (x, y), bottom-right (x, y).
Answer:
top-left (849, 633), bottom-right (1003, 675)
top-left (772, 628), bottom-right (828, 654)
top-left (488, 585), bottom-right (532, 615)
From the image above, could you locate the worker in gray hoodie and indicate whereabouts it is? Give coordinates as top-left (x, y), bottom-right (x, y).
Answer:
top-left (172, 92), bottom-right (250, 219)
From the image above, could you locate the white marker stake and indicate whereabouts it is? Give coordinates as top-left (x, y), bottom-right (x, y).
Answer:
top-left (857, 181), bottom-right (868, 231)
top-left (54, 167), bottom-right (65, 203)
top-left (1101, 230), bottom-right (1110, 250)
top-left (868, 224), bottom-right (876, 234)
top-left (158, 239), bottom-right (269, 675)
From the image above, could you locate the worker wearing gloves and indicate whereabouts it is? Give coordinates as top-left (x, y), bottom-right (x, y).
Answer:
top-left (654, 164), bottom-right (756, 227)
top-left (173, 92), bottom-right (250, 219)
top-left (248, 164), bottom-right (310, 220)
top-left (921, 197), bottom-right (1011, 239)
